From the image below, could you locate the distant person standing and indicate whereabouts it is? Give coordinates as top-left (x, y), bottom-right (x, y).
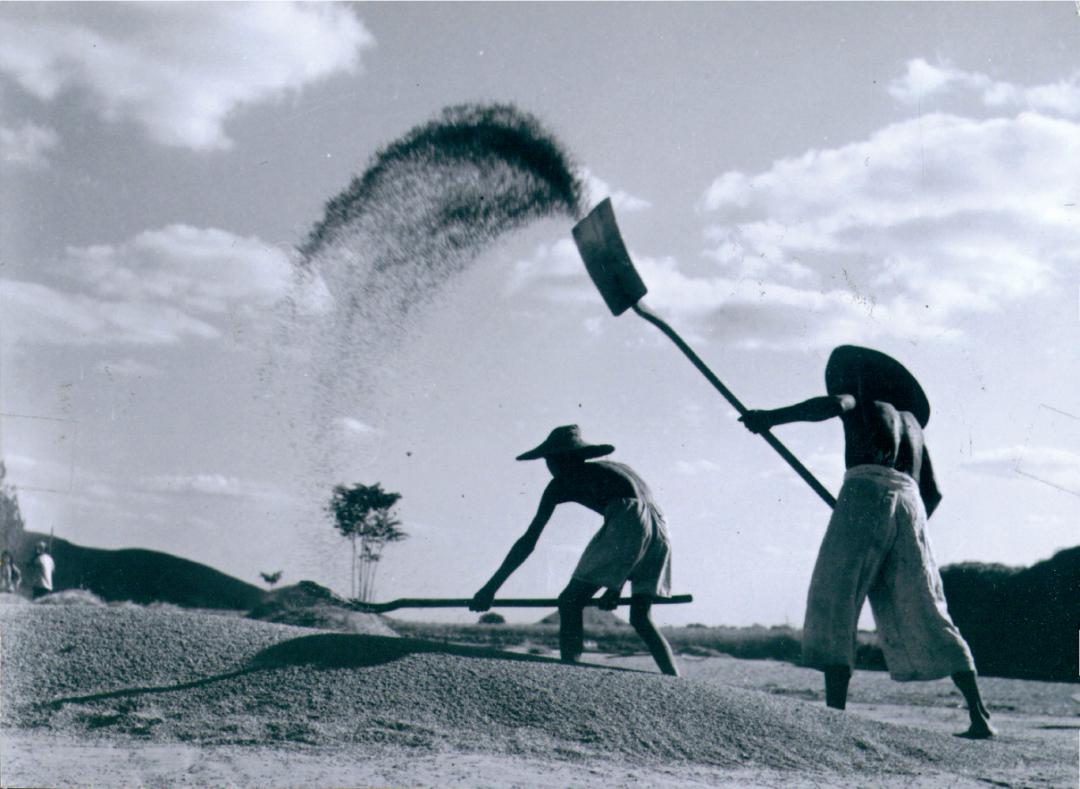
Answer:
top-left (470, 425), bottom-right (679, 676)
top-left (28, 541), bottom-right (55, 600)
top-left (740, 345), bottom-right (994, 738)
top-left (0, 550), bottom-right (21, 593)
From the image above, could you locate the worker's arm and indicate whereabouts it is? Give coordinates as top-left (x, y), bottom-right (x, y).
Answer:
top-left (740, 395), bottom-right (855, 433)
top-left (470, 485), bottom-right (559, 611)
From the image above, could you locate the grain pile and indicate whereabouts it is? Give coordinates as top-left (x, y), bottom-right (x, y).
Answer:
top-left (1, 604), bottom-right (1063, 788)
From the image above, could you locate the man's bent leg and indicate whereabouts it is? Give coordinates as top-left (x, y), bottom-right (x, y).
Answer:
top-left (951, 670), bottom-right (996, 738)
top-left (629, 596), bottom-right (679, 676)
top-left (824, 665), bottom-right (852, 710)
top-left (557, 579), bottom-right (601, 664)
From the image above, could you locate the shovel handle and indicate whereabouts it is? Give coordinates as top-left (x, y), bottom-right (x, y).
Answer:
top-left (349, 594), bottom-right (694, 614)
top-left (632, 303), bottom-right (837, 509)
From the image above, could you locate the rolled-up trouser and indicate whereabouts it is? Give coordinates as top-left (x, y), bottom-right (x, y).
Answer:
top-left (802, 464), bottom-right (975, 681)
top-left (572, 497), bottom-right (672, 597)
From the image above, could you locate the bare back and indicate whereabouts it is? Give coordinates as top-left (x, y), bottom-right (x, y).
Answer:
top-left (841, 400), bottom-right (922, 474)
top-left (546, 460), bottom-right (653, 515)
top-left (841, 398), bottom-right (941, 515)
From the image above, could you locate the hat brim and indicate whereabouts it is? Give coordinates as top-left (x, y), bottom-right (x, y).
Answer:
top-left (826, 345), bottom-right (930, 427)
top-left (516, 444), bottom-right (615, 461)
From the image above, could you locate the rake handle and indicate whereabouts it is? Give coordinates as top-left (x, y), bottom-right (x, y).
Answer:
top-left (632, 303), bottom-right (837, 509)
top-left (350, 594), bottom-right (694, 614)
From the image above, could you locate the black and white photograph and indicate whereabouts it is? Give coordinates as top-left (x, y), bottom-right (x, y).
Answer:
top-left (0, 3), bottom-right (1077, 787)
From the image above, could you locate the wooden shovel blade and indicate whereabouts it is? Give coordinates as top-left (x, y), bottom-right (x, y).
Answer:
top-left (572, 198), bottom-right (648, 316)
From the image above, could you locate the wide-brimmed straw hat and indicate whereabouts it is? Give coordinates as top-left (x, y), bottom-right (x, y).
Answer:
top-left (825, 345), bottom-right (931, 427)
top-left (516, 425), bottom-right (615, 461)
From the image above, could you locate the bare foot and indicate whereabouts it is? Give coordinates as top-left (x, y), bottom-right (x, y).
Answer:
top-left (954, 722), bottom-right (997, 739)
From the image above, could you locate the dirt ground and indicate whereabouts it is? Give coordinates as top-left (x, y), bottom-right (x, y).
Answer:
top-left (1, 603), bottom-right (1076, 788)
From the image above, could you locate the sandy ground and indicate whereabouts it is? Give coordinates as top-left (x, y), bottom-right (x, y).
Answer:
top-left (1, 603), bottom-right (1076, 789)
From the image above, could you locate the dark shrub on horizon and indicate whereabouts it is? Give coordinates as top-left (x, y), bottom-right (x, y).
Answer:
top-left (18, 531), bottom-right (265, 610)
top-left (941, 546), bottom-right (1079, 682)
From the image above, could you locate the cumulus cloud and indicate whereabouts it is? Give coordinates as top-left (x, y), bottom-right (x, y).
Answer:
top-left (506, 238), bottom-right (963, 350)
top-left (696, 111), bottom-right (1079, 348)
top-left (67, 225), bottom-right (293, 316)
top-left (141, 472), bottom-right (295, 501)
top-left (0, 122), bottom-right (59, 167)
top-left (507, 237), bottom-right (601, 303)
top-left (580, 169), bottom-right (653, 214)
top-left (0, 278), bottom-right (220, 347)
top-left (507, 62), bottom-right (1079, 351)
top-left (962, 445), bottom-right (1080, 497)
top-left (888, 58), bottom-right (1080, 117)
top-left (0, 3), bottom-right (374, 151)
top-left (3, 225), bottom-right (294, 348)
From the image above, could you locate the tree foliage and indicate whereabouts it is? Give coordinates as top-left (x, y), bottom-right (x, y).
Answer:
top-left (260, 570), bottom-right (283, 587)
top-left (0, 462), bottom-right (26, 556)
top-left (326, 482), bottom-right (407, 602)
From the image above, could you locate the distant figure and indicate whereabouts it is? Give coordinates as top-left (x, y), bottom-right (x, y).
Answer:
top-left (27, 541), bottom-right (55, 600)
top-left (470, 425), bottom-right (679, 675)
top-left (740, 345), bottom-right (994, 738)
top-left (0, 550), bottom-right (22, 593)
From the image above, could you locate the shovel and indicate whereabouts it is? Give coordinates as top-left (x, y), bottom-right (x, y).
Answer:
top-left (349, 594), bottom-right (694, 614)
top-left (572, 198), bottom-right (836, 509)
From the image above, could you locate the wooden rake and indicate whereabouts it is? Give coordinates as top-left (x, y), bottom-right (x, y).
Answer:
top-left (349, 594), bottom-right (694, 614)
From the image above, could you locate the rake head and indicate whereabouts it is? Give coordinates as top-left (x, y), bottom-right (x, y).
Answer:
top-left (572, 198), bottom-right (648, 316)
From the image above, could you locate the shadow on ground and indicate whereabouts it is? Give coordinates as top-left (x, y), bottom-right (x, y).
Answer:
top-left (248, 632), bottom-right (639, 672)
top-left (46, 633), bottom-right (637, 709)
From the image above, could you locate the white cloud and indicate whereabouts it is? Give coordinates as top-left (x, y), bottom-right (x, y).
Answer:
top-left (888, 58), bottom-right (1080, 118)
top-left (341, 417), bottom-right (380, 436)
top-left (0, 277), bottom-right (220, 347)
top-left (3, 225), bottom-right (294, 349)
top-left (0, 122), bottom-right (59, 167)
top-left (580, 169), bottom-right (653, 214)
top-left (696, 111), bottom-right (1079, 348)
top-left (962, 445), bottom-right (1080, 496)
top-left (67, 225), bottom-right (293, 317)
top-left (0, 3), bottom-right (374, 151)
top-left (887, 58), bottom-right (963, 104)
top-left (509, 66), bottom-right (1079, 352)
top-left (508, 237), bottom-right (597, 298)
top-left (141, 473), bottom-right (295, 502)
top-left (504, 232), bottom-right (960, 351)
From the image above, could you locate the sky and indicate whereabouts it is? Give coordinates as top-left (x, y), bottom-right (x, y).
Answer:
top-left (1, 3), bottom-right (1077, 627)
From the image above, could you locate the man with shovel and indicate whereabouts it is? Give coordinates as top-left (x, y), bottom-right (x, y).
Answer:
top-left (470, 425), bottom-right (679, 676)
top-left (739, 345), bottom-right (994, 738)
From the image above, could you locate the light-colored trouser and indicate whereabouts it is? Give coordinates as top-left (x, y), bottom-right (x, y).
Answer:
top-left (572, 498), bottom-right (672, 597)
top-left (803, 464), bottom-right (975, 681)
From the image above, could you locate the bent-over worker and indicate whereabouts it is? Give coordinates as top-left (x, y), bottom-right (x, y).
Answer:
top-left (471, 425), bottom-right (679, 676)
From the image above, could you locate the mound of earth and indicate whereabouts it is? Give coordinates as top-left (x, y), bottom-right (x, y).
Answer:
top-left (13, 531), bottom-right (265, 610)
top-left (247, 580), bottom-right (397, 637)
top-left (0, 605), bottom-right (1066, 788)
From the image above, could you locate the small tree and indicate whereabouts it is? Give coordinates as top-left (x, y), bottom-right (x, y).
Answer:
top-left (326, 482), bottom-right (407, 602)
top-left (260, 570), bottom-right (283, 588)
top-left (0, 462), bottom-right (26, 556)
